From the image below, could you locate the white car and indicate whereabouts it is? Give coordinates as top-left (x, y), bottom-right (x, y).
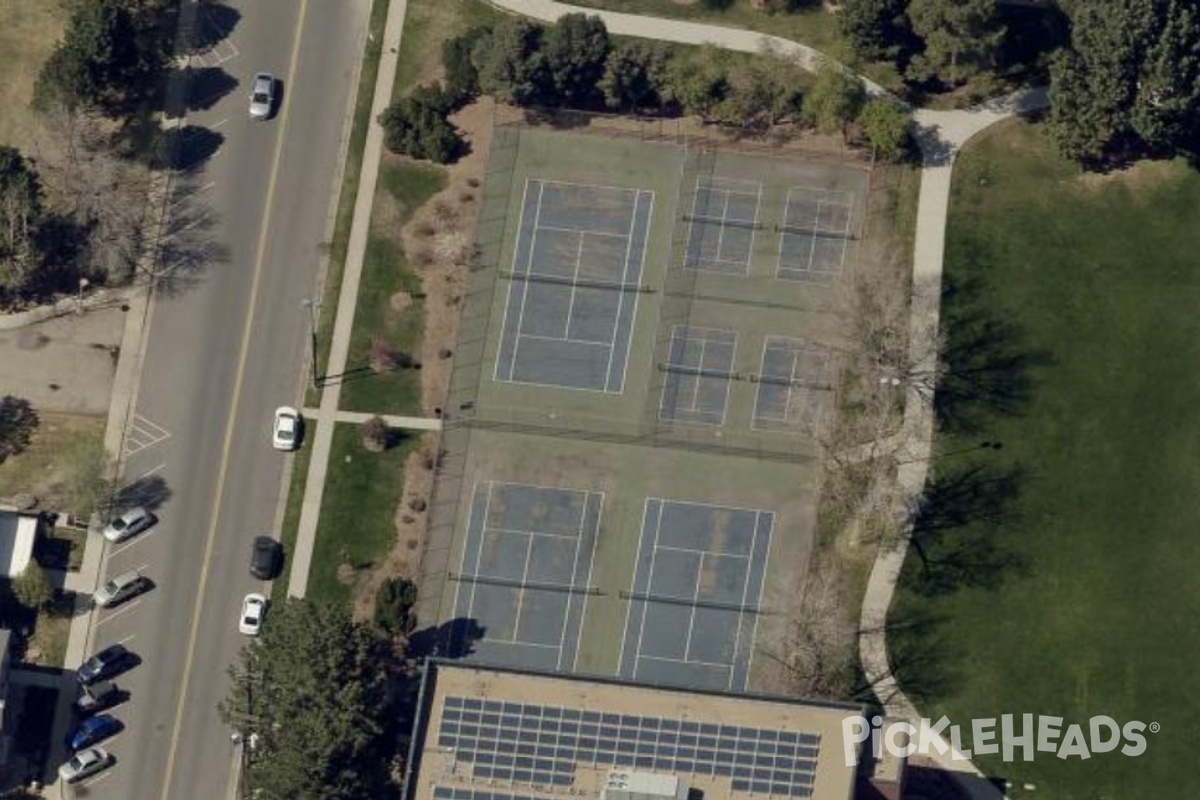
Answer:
top-left (239, 593), bottom-right (267, 635)
top-left (58, 746), bottom-right (113, 784)
top-left (272, 406), bottom-right (300, 451)
top-left (103, 507), bottom-right (155, 543)
top-left (249, 72), bottom-right (275, 119)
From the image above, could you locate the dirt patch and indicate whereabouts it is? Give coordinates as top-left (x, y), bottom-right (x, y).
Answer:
top-left (352, 433), bottom-right (438, 622)
top-left (390, 290), bottom-right (413, 313)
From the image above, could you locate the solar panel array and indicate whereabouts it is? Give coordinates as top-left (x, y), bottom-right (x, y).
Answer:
top-left (437, 697), bottom-right (822, 798)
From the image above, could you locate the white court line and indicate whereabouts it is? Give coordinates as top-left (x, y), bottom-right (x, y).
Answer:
top-left (687, 338), bottom-right (709, 414)
top-left (507, 180), bottom-right (547, 380)
top-left (612, 189), bottom-right (654, 396)
top-left (538, 223), bottom-right (627, 239)
top-left (728, 510), bottom-right (765, 691)
top-left (556, 494), bottom-right (589, 671)
top-left (535, 177), bottom-right (641, 196)
top-left (463, 481), bottom-right (493, 624)
top-left (519, 333), bottom-right (610, 347)
top-left (493, 180), bottom-right (534, 383)
top-left (484, 525), bottom-right (583, 541)
top-left (617, 500), bottom-right (652, 675)
top-left (631, 500), bottom-right (666, 681)
top-left (510, 531), bottom-right (536, 643)
top-left (738, 511), bottom-right (774, 691)
top-left (492, 637), bottom-right (560, 650)
top-left (561, 231), bottom-right (585, 341)
top-left (714, 189), bottom-right (731, 268)
top-left (656, 543), bottom-right (750, 559)
top-left (639, 653), bottom-right (734, 671)
top-left (572, 491), bottom-right (604, 671)
top-left (603, 189), bottom-right (640, 393)
top-left (682, 552), bottom-right (706, 663)
top-left (716, 332), bottom-right (737, 428)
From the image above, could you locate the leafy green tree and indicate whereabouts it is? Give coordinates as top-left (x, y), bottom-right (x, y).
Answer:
top-left (906, 0), bottom-right (1004, 86)
top-left (838, 0), bottom-right (911, 61)
top-left (35, 0), bottom-right (168, 114)
top-left (221, 600), bottom-right (399, 800)
top-left (379, 85), bottom-right (464, 164)
top-left (13, 563), bottom-right (53, 611)
top-left (472, 18), bottom-right (546, 105)
top-left (0, 149), bottom-right (47, 298)
top-left (541, 14), bottom-right (610, 105)
top-left (713, 52), bottom-right (805, 129)
top-left (857, 98), bottom-right (913, 160)
top-left (663, 45), bottom-right (732, 119)
top-left (599, 41), bottom-right (674, 112)
top-left (0, 396), bottom-right (38, 464)
top-left (442, 26), bottom-right (491, 100)
top-left (804, 63), bottom-right (867, 134)
top-left (1048, 0), bottom-right (1200, 164)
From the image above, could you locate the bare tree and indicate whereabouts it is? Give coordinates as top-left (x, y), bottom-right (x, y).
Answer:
top-left (36, 109), bottom-right (151, 286)
top-left (762, 564), bottom-right (859, 698)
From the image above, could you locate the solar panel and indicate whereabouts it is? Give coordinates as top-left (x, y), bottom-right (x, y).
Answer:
top-left (437, 696), bottom-right (824, 795)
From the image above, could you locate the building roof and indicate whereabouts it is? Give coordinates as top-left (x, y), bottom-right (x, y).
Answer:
top-left (0, 511), bottom-right (38, 578)
top-left (404, 662), bottom-right (864, 800)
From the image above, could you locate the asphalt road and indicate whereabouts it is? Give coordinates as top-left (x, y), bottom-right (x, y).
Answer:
top-left (69, 0), bottom-right (368, 797)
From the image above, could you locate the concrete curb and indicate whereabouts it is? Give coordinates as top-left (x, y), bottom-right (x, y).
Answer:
top-left (0, 286), bottom-right (144, 332)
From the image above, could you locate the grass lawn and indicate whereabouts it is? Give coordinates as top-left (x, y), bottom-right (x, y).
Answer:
top-left (889, 120), bottom-right (1200, 797)
top-left (307, 422), bottom-right (421, 608)
top-left (273, 428), bottom-right (315, 601)
top-left (0, 0), bottom-right (64, 151)
top-left (0, 414), bottom-right (105, 507)
top-left (395, 0), bottom-right (506, 96)
top-left (338, 160), bottom-right (447, 415)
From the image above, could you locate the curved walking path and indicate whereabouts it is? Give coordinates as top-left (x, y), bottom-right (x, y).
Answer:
top-left (480, 0), bottom-right (1048, 792)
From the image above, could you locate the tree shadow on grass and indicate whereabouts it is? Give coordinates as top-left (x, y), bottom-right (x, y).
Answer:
top-left (904, 463), bottom-right (1030, 598)
top-left (881, 605), bottom-right (964, 709)
top-left (935, 274), bottom-right (1055, 436)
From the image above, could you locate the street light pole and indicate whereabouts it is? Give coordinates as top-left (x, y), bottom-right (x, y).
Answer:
top-left (301, 298), bottom-right (321, 390)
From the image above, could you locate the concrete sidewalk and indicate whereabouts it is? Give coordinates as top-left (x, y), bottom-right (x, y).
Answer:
top-left (287, 0), bottom-right (413, 599)
top-left (300, 407), bottom-right (443, 431)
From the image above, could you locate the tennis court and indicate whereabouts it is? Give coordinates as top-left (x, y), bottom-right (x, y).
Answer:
top-left (752, 337), bottom-right (837, 434)
top-left (658, 326), bottom-right (737, 426)
top-left (684, 178), bottom-right (763, 275)
top-left (494, 179), bottom-right (653, 393)
top-left (451, 481), bottom-right (603, 671)
top-left (618, 498), bottom-right (774, 692)
top-left (777, 187), bottom-right (854, 283)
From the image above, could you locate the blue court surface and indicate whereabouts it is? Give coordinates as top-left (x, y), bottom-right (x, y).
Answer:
top-left (495, 179), bottom-right (653, 393)
top-left (619, 498), bottom-right (774, 691)
top-left (452, 481), bottom-right (603, 671)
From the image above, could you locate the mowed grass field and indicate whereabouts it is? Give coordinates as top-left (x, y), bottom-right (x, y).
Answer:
top-left (0, 0), bottom-right (63, 150)
top-left (890, 121), bottom-right (1200, 797)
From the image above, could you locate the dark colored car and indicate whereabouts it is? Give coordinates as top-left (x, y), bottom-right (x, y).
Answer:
top-left (66, 714), bottom-right (122, 750)
top-left (250, 536), bottom-right (283, 580)
top-left (73, 680), bottom-right (127, 716)
top-left (77, 644), bottom-right (134, 685)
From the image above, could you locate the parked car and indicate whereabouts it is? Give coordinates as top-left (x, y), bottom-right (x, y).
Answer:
top-left (272, 406), bottom-right (300, 450)
top-left (249, 72), bottom-right (275, 119)
top-left (58, 746), bottom-right (113, 783)
top-left (103, 507), bottom-right (155, 543)
top-left (77, 644), bottom-right (134, 685)
top-left (66, 714), bottom-right (122, 751)
top-left (239, 593), bottom-right (267, 635)
top-left (92, 570), bottom-right (150, 608)
top-left (250, 535), bottom-right (283, 580)
top-left (74, 680), bottom-right (126, 716)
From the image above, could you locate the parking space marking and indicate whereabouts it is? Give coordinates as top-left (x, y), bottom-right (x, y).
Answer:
top-left (123, 414), bottom-right (171, 459)
top-left (108, 529), bottom-right (159, 558)
top-left (95, 600), bottom-right (144, 626)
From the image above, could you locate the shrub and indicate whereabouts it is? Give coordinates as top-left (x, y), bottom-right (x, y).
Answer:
top-left (378, 84), bottom-right (465, 164)
top-left (374, 578), bottom-right (419, 636)
top-left (369, 336), bottom-right (398, 374)
top-left (13, 563), bottom-right (53, 611)
top-left (361, 416), bottom-right (389, 452)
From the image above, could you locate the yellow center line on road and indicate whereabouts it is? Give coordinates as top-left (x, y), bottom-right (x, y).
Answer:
top-left (157, 1), bottom-right (311, 797)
